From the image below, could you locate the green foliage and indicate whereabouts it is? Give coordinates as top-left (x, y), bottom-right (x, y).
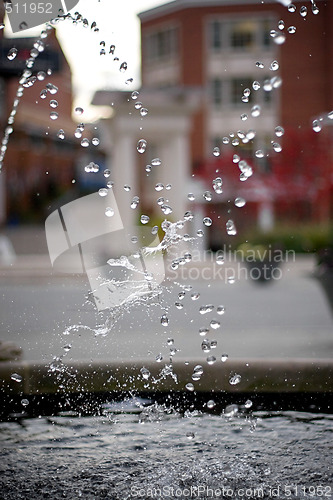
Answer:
top-left (239, 223), bottom-right (333, 254)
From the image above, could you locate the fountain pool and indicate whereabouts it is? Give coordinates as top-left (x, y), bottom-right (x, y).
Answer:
top-left (0, 404), bottom-right (332, 499)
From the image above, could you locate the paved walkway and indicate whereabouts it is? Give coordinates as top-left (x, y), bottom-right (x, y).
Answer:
top-left (0, 250), bottom-right (332, 364)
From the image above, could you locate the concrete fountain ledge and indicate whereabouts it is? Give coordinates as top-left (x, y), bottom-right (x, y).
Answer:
top-left (1, 358), bottom-right (332, 395)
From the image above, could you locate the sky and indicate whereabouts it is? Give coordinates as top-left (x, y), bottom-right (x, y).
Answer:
top-left (6, 0), bottom-right (169, 119)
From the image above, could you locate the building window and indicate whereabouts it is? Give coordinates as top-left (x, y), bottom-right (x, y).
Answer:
top-left (211, 20), bottom-right (223, 49)
top-left (145, 26), bottom-right (179, 62)
top-left (208, 17), bottom-right (273, 52)
top-left (210, 78), bottom-right (223, 106)
top-left (230, 21), bottom-right (255, 49)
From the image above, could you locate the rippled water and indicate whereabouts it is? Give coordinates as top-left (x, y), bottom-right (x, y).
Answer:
top-left (0, 403), bottom-right (332, 499)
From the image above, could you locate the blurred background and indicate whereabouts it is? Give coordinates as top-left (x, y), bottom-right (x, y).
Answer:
top-left (0, 0), bottom-right (332, 363)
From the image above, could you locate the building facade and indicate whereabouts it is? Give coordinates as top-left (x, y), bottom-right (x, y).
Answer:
top-left (139, 0), bottom-right (333, 243)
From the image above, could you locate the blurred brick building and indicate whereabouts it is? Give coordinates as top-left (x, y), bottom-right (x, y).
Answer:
top-left (139, 0), bottom-right (333, 244)
top-left (0, 13), bottom-right (80, 224)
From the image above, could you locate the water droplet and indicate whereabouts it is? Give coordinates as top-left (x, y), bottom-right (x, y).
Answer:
top-left (225, 404), bottom-right (239, 417)
top-left (255, 62), bottom-right (264, 69)
top-left (85, 162), bottom-right (99, 173)
top-left (99, 188), bottom-right (108, 197)
top-left (263, 79), bottom-right (273, 92)
top-left (184, 211), bottom-right (194, 221)
top-left (100, 48), bottom-right (106, 55)
top-left (91, 137), bottom-right (100, 146)
top-left (199, 328), bottom-right (209, 337)
top-left (251, 105), bottom-right (261, 118)
top-left (207, 355), bottom-right (216, 365)
top-left (229, 373), bottom-right (242, 385)
top-left (203, 217), bottom-right (212, 227)
top-left (161, 314), bottom-right (169, 326)
top-left (141, 214), bottom-right (150, 224)
top-left (81, 138), bottom-right (90, 147)
top-left (131, 91), bottom-right (139, 100)
top-left (75, 107), bottom-right (84, 115)
top-left (140, 108), bottom-right (148, 117)
top-left (244, 399), bottom-right (253, 409)
top-left (124, 184), bottom-right (131, 192)
top-left (137, 139), bottom-right (147, 154)
top-left (50, 111), bottom-right (58, 120)
top-left (213, 146), bottom-right (220, 157)
top-left (270, 60), bottom-right (279, 71)
top-left (191, 292), bottom-right (200, 300)
top-left (233, 154), bottom-right (240, 164)
top-left (273, 32), bottom-right (286, 45)
top-left (151, 158), bottom-right (161, 166)
top-left (201, 339), bottom-right (211, 352)
top-left (222, 137), bottom-right (230, 145)
top-left (120, 61), bottom-right (128, 72)
top-left (7, 48), bottom-right (18, 60)
top-left (217, 305), bottom-right (225, 315)
top-left (252, 80), bottom-right (260, 91)
top-left (235, 197), bottom-right (246, 208)
top-left (312, 3), bottom-right (319, 15)
top-left (275, 126), bottom-right (284, 137)
top-left (57, 129), bottom-right (65, 140)
top-left (46, 83), bottom-right (58, 95)
top-left (134, 101), bottom-right (142, 110)
top-left (278, 19), bottom-right (285, 30)
top-left (288, 26), bottom-right (296, 34)
top-left (312, 119), bottom-right (322, 133)
top-left (197, 229), bottom-right (204, 238)
top-left (216, 255), bottom-right (224, 265)
top-left (185, 383), bottom-right (194, 391)
top-left (161, 205), bottom-right (172, 215)
top-left (271, 76), bottom-right (283, 89)
top-left (140, 367), bottom-right (150, 380)
top-left (156, 353), bottom-right (163, 363)
top-left (207, 400), bottom-right (215, 409)
top-left (50, 99), bottom-right (58, 108)
top-left (210, 319), bottom-right (221, 330)
top-left (226, 219), bottom-right (237, 236)
top-left (300, 5), bottom-right (307, 17)
top-left (199, 304), bottom-right (214, 315)
top-left (37, 71), bottom-right (46, 81)
top-left (105, 207), bottom-right (114, 217)
top-left (272, 142), bottom-right (282, 153)
top-left (288, 3), bottom-right (296, 12)
top-left (11, 373), bottom-right (22, 383)
top-left (221, 353), bottom-right (228, 362)
top-left (109, 44), bottom-right (115, 54)
top-left (166, 184), bottom-right (172, 190)
top-left (131, 196), bottom-right (140, 209)
top-left (328, 111), bottom-right (333, 120)
top-left (21, 398), bottom-right (29, 406)
top-left (187, 193), bottom-right (195, 201)
top-left (240, 113), bottom-right (248, 121)
top-left (203, 191), bottom-right (212, 202)
top-left (155, 183), bottom-right (164, 192)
